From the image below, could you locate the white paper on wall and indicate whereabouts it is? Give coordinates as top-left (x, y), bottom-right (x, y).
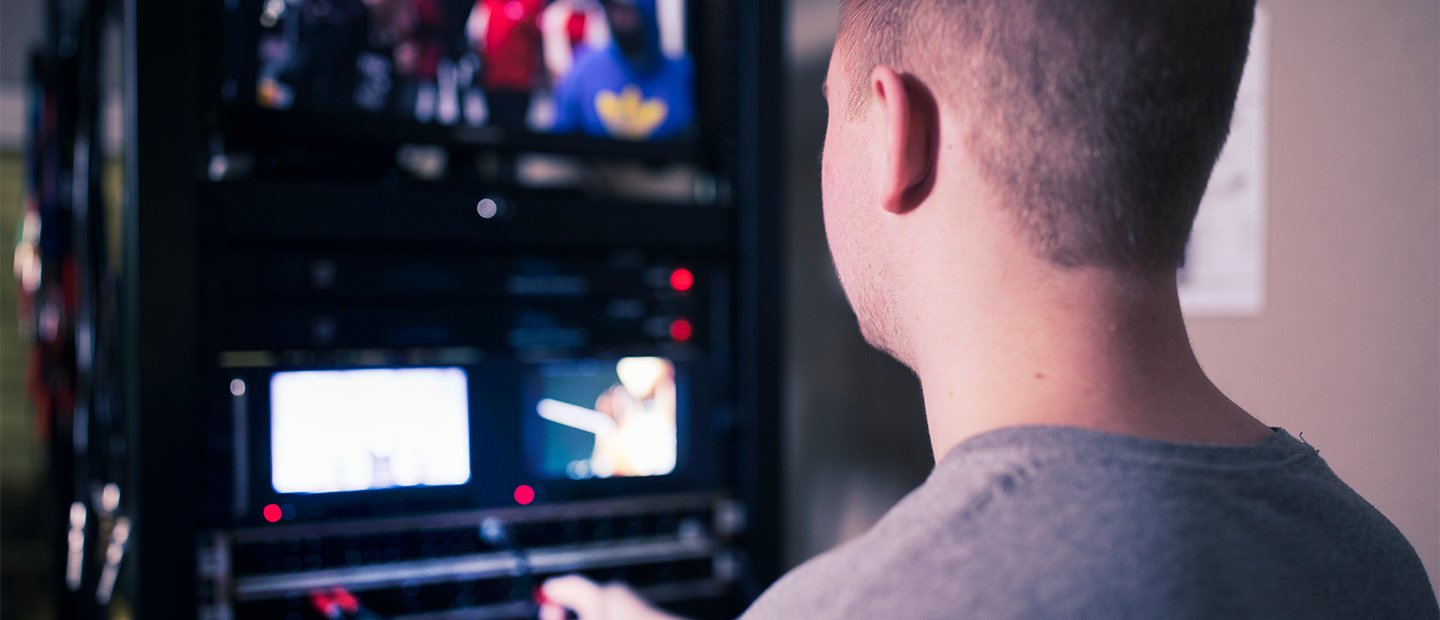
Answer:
top-left (1179, 7), bottom-right (1270, 317)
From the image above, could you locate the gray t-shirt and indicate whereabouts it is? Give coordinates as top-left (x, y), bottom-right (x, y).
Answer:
top-left (742, 426), bottom-right (1438, 619)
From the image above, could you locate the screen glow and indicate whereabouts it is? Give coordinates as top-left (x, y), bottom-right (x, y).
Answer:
top-left (270, 367), bottom-right (471, 494)
top-left (529, 357), bottom-right (677, 480)
top-left (248, 0), bottom-right (695, 142)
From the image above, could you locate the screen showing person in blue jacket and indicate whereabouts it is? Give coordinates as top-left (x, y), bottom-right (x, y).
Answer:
top-left (247, 0), bottom-right (693, 142)
top-left (548, 0), bottom-right (694, 141)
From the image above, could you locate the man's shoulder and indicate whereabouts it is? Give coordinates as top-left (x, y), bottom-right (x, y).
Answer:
top-left (740, 434), bottom-right (1051, 619)
top-left (742, 426), bottom-right (1440, 619)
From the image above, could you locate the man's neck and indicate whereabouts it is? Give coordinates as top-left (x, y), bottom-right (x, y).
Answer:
top-left (910, 268), bottom-right (1272, 462)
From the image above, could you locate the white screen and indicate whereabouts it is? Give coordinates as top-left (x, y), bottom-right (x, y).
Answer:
top-left (270, 367), bottom-right (471, 494)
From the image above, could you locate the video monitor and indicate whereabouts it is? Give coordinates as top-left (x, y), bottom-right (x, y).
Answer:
top-left (525, 357), bottom-right (677, 480)
top-left (270, 367), bottom-right (472, 494)
top-left (243, 0), bottom-right (694, 142)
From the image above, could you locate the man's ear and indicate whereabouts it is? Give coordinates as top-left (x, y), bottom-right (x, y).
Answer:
top-left (870, 65), bottom-right (938, 214)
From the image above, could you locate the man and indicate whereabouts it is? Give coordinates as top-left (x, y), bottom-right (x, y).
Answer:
top-left (541, 0), bottom-right (1440, 617)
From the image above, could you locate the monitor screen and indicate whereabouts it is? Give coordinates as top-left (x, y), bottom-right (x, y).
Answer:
top-left (526, 357), bottom-right (677, 480)
top-left (270, 367), bottom-right (472, 494)
top-left (243, 0), bottom-right (694, 142)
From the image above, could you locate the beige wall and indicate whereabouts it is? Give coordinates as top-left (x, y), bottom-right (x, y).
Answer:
top-left (783, 0), bottom-right (1440, 596)
top-left (1188, 0), bottom-right (1440, 594)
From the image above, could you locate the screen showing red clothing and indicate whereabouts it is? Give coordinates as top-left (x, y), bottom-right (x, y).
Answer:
top-left (246, 0), bottom-right (696, 142)
top-left (565, 11), bottom-right (588, 47)
top-left (480, 0), bottom-right (545, 92)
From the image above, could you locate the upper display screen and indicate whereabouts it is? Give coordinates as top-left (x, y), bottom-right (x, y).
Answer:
top-left (248, 0), bottom-right (694, 142)
top-left (270, 367), bottom-right (472, 494)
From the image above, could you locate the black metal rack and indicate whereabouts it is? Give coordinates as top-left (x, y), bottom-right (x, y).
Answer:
top-left (97, 0), bottom-right (785, 617)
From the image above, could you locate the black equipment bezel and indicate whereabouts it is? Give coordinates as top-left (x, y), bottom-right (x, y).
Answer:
top-left (206, 0), bottom-right (737, 165)
top-left (228, 355), bottom-right (725, 526)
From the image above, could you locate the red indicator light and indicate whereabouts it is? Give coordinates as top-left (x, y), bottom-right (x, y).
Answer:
top-left (670, 318), bottom-right (694, 342)
top-left (670, 268), bottom-right (694, 292)
top-left (263, 503), bottom-right (283, 523)
top-left (514, 485), bottom-right (536, 506)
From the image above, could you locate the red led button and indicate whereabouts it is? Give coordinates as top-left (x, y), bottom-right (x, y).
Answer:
top-left (670, 319), bottom-right (694, 342)
top-left (514, 485), bottom-right (536, 506)
top-left (670, 268), bottom-right (694, 292)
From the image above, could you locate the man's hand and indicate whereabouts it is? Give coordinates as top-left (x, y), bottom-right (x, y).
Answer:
top-left (538, 575), bottom-right (683, 620)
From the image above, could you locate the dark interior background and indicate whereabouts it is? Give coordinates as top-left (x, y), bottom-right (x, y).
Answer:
top-left (0, 1), bottom-right (1436, 616)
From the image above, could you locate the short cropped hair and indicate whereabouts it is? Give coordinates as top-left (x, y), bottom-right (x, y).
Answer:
top-left (837, 0), bottom-right (1255, 271)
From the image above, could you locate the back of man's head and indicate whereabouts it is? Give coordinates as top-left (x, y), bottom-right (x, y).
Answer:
top-left (837, 0), bottom-right (1256, 271)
